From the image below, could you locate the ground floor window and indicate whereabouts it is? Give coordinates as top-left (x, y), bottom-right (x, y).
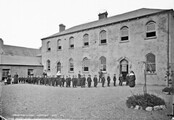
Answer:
top-left (2, 69), bottom-right (10, 80)
top-left (28, 69), bottom-right (34, 76)
top-left (146, 53), bottom-right (156, 74)
top-left (83, 57), bottom-right (89, 72)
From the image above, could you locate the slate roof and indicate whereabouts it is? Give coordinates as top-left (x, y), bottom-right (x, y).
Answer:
top-left (2, 45), bottom-right (41, 57)
top-left (42, 8), bottom-right (172, 40)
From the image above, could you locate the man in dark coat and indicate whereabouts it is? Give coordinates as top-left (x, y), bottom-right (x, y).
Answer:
top-left (78, 71), bottom-right (81, 86)
top-left (74, 75), bottom-right (78, 87)
top-left (87, 75), bottom-right (92, 88)
top-left (101, 76), bottom-right (105, 87)
top-left (72, 75), bottom-right (75, 88)
top-left (65, 76), bottom-right (69, 87)
top-left (61, 75), bottom-right (65, 87)
top-left (93, 75), bottom-right (98, 87)
top-left (126, 74), bottom-right (129, 86)
top-left (82, 75), bottom-right (86, 88)
top-left (14, 72), bottom-right (18, 84)
top-left (107, 74), bottom-right (111, 87)
top-left (128, 71), bottom-right (136, 87)
top-left (68, 75), bottom-right (71, 87)
top-left (119, 74), bottom-right (123, 86)
top-left (113, 74), bottom-right (116, 86)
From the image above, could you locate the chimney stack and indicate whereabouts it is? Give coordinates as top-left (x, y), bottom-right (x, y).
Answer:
top-left (59, 24), bottom-right (66, 32)
top-left (98, 11), bottom-right (108, 20)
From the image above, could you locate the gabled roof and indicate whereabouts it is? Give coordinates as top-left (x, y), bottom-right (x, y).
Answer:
top-left (2, 45), bottom-right (41, 57)
top-left (42, 8), bottom-right (172, 40)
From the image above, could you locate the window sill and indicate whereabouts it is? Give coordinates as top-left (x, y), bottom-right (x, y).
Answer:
top-left (69, 71), bottom-right (74, 73)
top-left (119, 40), bottom-right (129, 43)
top-left (146, 73), bottom-right (157, 75)
top-left (99, 43), bottom-right (107, 46)
top-left (47, 50), bottom-right (51, 52)
top-left (144, 36), bottom-right (157, 40)
top-left (57, 49), bottom-right (62, 51)
top-left (69, 48), bottom-right (74, 49)
top-left (82, 45), bottom-right (89, 48)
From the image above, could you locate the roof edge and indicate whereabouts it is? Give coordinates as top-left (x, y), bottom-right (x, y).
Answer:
top-left (41, 9), bottom-right (173, 41)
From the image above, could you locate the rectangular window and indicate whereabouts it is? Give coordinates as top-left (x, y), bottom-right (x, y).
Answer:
top-left (28, 69), bottom-right (34, 76)
top-left (70, 68), bottom-right (74, 72)
top-left (146, 32), bottom-right (156, 38)
top-left (58, 46), bottom-right (62, 50)
top-left (70, 44), bottom-right (74, 48)
top-left (84, 42), bottom-right (89, 46)
top-left (121, 36), bottom-right (128, 41)
top-left (84, 67), bottom-right (89, 72)
top-left (2, 69), bottom-right (10, 80)
top-left (101, 39), bottom-right (107, 44)
top-left (47, 48), bottom-right (51, 51)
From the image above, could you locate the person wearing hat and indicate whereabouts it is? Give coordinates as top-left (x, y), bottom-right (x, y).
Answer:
top-left (87, 75), bottom-right (92, 88)
top-left (113, 74), bottom-right (116, 86)
top-left (101, 75), bottom-right (105, 87)
top-left (107, 74), bottom-right (111, 87)
top-left (128, 71), bottom-right (136, 87)
top-left (93, 75), bottom-right (98, 87)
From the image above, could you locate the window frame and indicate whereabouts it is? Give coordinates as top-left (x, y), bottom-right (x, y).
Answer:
top-left (69, 58), bottom-right (74, 72)
top-left (99, 30), bottom-right (107, 45)
top-left (83, 34), bottom-right (89, 47)
top-left (47, 41), bottom-right (51, 51)
top-left (82, 57), bottom-right (89, 72)
top-left (100, 56), bottom-right (106, 72)
top-left (47, 60), bottom-right (51, 71)
top-left (146, 53), bottom-right (156, 74)
top-left (145, 21), bottom-right (157, 39)
top-left (120, 26), bottom-right (129, 41)
top-left (57, 62), bottom-right (61, 72)
top-left (69, 37), bottom-right (74, 49)
top-left (57, 39), bottom-right (62, 50)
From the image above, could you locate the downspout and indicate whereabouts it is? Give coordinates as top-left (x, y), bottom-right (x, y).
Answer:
top-left (167, 12), bottom-right (170, 86)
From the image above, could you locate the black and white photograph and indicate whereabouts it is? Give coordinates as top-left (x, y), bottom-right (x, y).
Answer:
top-left (0, 0), bottom-right (174, 119)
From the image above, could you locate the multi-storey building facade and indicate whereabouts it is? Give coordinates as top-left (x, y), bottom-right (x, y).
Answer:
top-left (41, 8), bottom-right (174, 85)
top-left (0, 38), bottom-right (43, 81)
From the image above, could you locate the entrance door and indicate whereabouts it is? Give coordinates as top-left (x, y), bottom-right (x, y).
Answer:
top-left (120, 59), bottom-right (128, 81)
top-left (2, 69), bottom-right (10, 81)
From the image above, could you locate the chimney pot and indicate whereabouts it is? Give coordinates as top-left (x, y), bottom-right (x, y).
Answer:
top-left (59, 24), bottom-right (66, 32)
top-left (98, 11), bottom-right (108, 20)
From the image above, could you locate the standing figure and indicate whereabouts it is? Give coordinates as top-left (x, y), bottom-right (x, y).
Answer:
top-left (65, 76), bottom-right (69, 87)
top-left (93, 75), bottom-right (98, 87)
top-left (74, 75), bottom-right (78, 87)
top-left (14, 72), bottom-right (18, 84)
top-left (87, 75), bottom-right (92, 88)
top-left (126, 74), bottom-right (129, 86)
top-left (72, 75), bottom-right (75, 88)
top-left (98, 69), bottom-right (103, 83)
top-left (68, 75), bottom-right (71, 87)
top-left (119, 74), bottom-right (123, 86)
top-left (107, 74), bottom-right (111, 87)
top-left (101, 76), bottom-right (105, 87)
top-left (82, 75), bottom-right (86, 88)
top-left (78, 71), bottom-right (81, 86)
top-left (61, 75), bottom-right (65, 87)
top-left (128, 71), bottom-right (136, 87)
top-left (113, 74), bottom-right (116, 86)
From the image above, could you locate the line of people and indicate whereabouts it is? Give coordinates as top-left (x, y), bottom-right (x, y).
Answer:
top-left (4, 71), bottom-right (136, 88)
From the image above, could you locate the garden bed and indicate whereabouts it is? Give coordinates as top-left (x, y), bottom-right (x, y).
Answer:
top-left (126, 93), bottom-right (166, 111)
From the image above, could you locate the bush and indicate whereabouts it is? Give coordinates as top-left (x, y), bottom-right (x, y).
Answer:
top-left (126, 93), bottom-right (165, 110)
top-left (162, 87), bottom-right (174, 93)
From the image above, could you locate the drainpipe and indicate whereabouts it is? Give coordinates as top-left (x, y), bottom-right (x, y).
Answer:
top-left (167, 12), bottom-right (170, 86)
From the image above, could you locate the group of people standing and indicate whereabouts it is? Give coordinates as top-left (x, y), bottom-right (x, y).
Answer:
top-left (3, 70), bottom-right (136, 88)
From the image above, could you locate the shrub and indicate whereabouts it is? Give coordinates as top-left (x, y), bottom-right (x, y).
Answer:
top-left (126, 93), bottom-right (165, 110)
top-left (162, 87), bottom-right (174, 93)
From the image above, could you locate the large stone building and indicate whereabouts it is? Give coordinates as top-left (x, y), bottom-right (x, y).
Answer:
top-left (0, 38), bottom-right (43, 81)
top-left (41, 8), bottom-right (174, 85)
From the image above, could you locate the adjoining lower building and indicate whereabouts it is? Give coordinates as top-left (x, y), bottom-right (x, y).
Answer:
top-left (41, 8), bottom-right (174, 85)
top-left (0, 38), bottom-right (43, 81)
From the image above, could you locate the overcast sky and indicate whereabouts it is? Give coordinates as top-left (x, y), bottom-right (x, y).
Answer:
top-left (0, 0), bottom-right (173, 49)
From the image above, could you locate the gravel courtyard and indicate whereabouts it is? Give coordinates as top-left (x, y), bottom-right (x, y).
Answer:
top-left (1, 83), bottom-right (173, 120)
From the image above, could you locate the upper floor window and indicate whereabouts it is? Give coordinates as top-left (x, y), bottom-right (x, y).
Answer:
top-left (69, 58), bottom-right (74, 72)
top-left (146, 53), bottom-right (156, 74)
top-left (99, 30), bottom-right (107, 44)
top-left (47, 41), bottom-right (51, 51)
top-left (120, 26), bottom-right (129, 41)
top-left (83, 57), bottom-right (89, 72)
top-left (57, 39), bottom-right (62, 50)
top-left (57, 62), bottom-right (61, 72)
top-left (100, 56), bottom-right (106, 71)
top-left (83, 34), bottom-right (89, 47)
top-left (47, 60), bottom-right (51, 71)
top-left (69, 37), bottom-right (74, 49)
top-left (146, 21), bottom-right (156, 38)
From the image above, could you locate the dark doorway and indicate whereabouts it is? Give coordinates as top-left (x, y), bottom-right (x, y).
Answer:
top-left (120, 59), bottom-right (128, 82)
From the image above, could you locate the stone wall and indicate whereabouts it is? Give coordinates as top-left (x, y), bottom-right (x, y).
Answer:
top-left (42, 12), bottom-right (172, 85)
